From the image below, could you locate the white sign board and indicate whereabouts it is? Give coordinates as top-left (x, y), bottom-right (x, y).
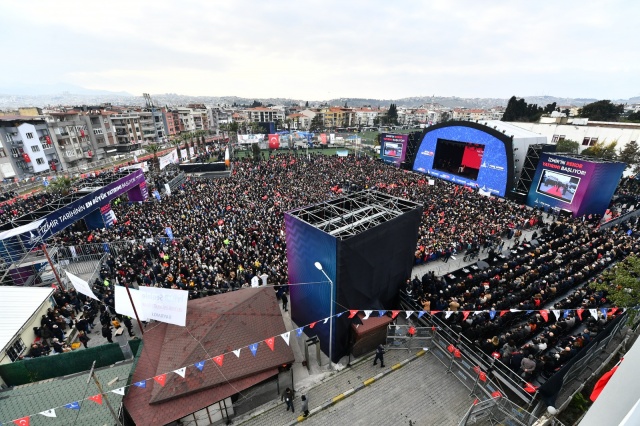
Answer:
top-left (180, 149), bottom-right (188, 160)
top-left (159, 150), bottom-right (178, 170)
top-left (114, 285), bottom-right (145, 319)
top-left (251, 276), bottom-right (260, 288)
top-left (65, 270), bottom-right (99, 300)
top-left (138, 286), bottom-right (188, 326)
top-left (164, 183), bottom-right (171, 195)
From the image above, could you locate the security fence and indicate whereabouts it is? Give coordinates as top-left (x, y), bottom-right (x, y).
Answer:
top-left (458, 396), bottom-right (539, 426)
top-left (386, 323), bottom-right (432, 351)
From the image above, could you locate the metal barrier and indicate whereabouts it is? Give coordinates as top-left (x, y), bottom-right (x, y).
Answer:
top-left (386, 324), bottom-right (432, 351)
top-left (458, 396), bottom-right (539, 426)
top-left (165, 172), bottom-right (186, 192)
top-left (600, 208), bottom-right (640, 229)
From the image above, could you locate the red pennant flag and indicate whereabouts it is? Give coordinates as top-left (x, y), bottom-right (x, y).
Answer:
top-left (462, 311), bottom-right (470, 321)
top-left (473, 398), bottom-right (479, 405)
top-left (539, 309), bottom-right (549, 322)
top-left (265, 337), bottom-right (275, 351)
top-left (348, 310), bottom-right (358, 318)
top-left (590, 364), bottom-right (620, 401)
top-left (479, 372), bottom-right (487, 382)
top-left (491, 391), bottom-right (502, 398)
top-left (500, 310), bottom-right (508, 317)
top-left (524, 382), bottom-right (538, 393)
top-left (153, 374), bottom-right (167, 387)
top-left (454, 349), bottom-right (462, 358)
top-left (577, 308), bottom-right (584, 320)
top-left (13, 417), bottom-right (30, 426)
top-left (88, 394), bottom-right (103, 405)
top-left (492, 352), bottom-right (501, 359)
top-left (309, 321), bottom-right (317, 329)
top-left (391, 310), bottom-right (400, 319)
top-left (431, 310), bottom-right (441, 315)
top-left (447, 344), bottom-right (455, 353)
top-left (213, 355), bottom-right (224, 367)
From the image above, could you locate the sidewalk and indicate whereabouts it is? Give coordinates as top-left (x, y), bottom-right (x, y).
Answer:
top-left (236, 347), bottom-right (428, 426)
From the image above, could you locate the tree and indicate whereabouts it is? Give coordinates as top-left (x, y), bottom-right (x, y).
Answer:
top-left (555, 139), bottom-right (580, 154)
top-left (48, 176), bottom-right (75, 196)
top-left (144, 143), bottom-right (162, 170)
top-left (169, 137), bottom-right (182, 164)
top-left (439, 111), bottom-right (451, 123)
top-left (251, 142), bottom-right (260, 162)
top-left (578, 100), bottom-right (624, 122)
top-left (305, 101), bottom-right (309, 108)
top-left (387, 104), bottom-right (398, 125)
top-left (627, 111), bottom-right (640, 122)
top-left (250, 100), bottom-right (263, 108)
top-left (543, 102), bottom-right (557, 114)
top-left (590, 255), bottom-right (640, 323)
top-left (582, 140), bottom-right (618, 159)
top-left (619, 140), bottom-right (640, 172)
top-left (310, 114), bottom-right (324, 132)
top-left (502, 96), bottom-right (543, 122)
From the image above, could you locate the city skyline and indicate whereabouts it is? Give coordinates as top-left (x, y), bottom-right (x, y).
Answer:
top-left (1, 0), bottom-right (638, 101)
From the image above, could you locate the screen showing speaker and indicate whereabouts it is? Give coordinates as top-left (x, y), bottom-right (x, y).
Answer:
top-left (432, 139), bottom-right (485, 181)
top-left (536, 169), bottom-right (581, 204)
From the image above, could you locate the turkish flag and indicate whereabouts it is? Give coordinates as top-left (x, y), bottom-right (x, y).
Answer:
top-left (213, 354), bottom-right (224, 367)
top-left (265, 337), bottom-right (275, 351)
top-left (590, 364), bottom-right (620, 401)
top-left (22, 153), bottom-right (31, 163)
top-left (45, 135), bottom-right (51, 144)
top-left (268, 134), bottom-right (280, 149)
top-left (88, 394), bottom-right (103, 405)
top-left (153, 374), bottom-right (167, 387)
top-left (348, 310), bottom-right (358, 318)
top-left (13, 416), bottom-right (30, 426)
top-left (80, 129), bottom-right (85, 137)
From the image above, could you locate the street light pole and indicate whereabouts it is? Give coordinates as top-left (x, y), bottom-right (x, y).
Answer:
top-left (314, 262), bottom-right (333, 368)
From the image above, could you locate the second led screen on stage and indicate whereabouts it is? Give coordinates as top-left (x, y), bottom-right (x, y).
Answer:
top-left (433, 139), bottom-right (485, 181)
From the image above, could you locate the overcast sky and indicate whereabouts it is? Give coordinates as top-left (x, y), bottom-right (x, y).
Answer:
top-left (1, 0), bottom-right (638, 100)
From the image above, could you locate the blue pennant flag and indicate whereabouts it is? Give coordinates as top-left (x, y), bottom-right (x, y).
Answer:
top-left (134, 380), bottom-right (146, 388)
top-left (336, 311), bottom-right (344, 317)
top-left (249, 343), bottom-right (259, 357)
top-left (195, 361), bottom-right (206, 371)
top-left (378, 310), bottom-right (386, 317)
top-left (526, 310), bottom-right (533, 314)
top-left (418, 311), bottom-right (425, 319)
top-left (296, 327), bottom-right (304, 337)
top-left (601, 308), bottom-right (608, 317)
top-left (165, 227), bottom-right (174, 241)
top-left (65, 401), bottom-right (81, 410)
top-left (564, 310), bottom-right (570, 318)
top-left (103, 243), bottom-right (110, 253)
top-left (489, 310), bottom-right (496, 320)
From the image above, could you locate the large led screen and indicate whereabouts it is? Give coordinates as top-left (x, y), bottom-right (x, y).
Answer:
top-left (380, 133), bottom-right (408, 166)
top-left (536, 169), bottom-right (580, 204)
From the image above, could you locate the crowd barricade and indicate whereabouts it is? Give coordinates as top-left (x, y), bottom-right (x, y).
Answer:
top-left (385, 324), bottom-right (432, 351)
top-left (457, 396), bottom-right (540, 426)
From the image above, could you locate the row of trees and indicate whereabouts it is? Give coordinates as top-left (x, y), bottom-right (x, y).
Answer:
top-left (501, 96), bottom-right (568, 122)
top-left (555, 138), bottom-right (640, 172)
top-left (504, 96), bottom-right (639, 123)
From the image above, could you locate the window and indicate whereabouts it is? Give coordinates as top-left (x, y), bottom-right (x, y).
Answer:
top-left (26, 132), bottom-right (34, 139)
top-left (558, 135), bottom-right (566, 142)
top-left (36, 158), bottom-right (45, 165)
top-left (589, 137), bottom-right (598, 146)
top-left (0, 148), bottom-right (6, 157)
top-left (93, 128), bottom-right (103, 135)
top-left (7, 338), bottom-right (26, 361)
top-left (582, 137), bottom-right (591, 146)
top-left (31, 145), bottom-right (40, 152)
top-left (11, 148), bottom-right (22, 157)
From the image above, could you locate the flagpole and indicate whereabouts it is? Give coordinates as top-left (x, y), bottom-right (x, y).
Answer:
top-left (124, 281), bottom-right (145, 335)
top-left (42, 244), bottom-right (65, 289)
top-left (91, 364), bottom-right (123, 426)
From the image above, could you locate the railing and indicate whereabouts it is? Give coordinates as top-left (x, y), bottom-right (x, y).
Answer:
top-left (458, 396), bottom-right (539, 426)
top-left (600, 208), bottom-right (640, 229)
top-left (165, 172), bottom-right (186, 192)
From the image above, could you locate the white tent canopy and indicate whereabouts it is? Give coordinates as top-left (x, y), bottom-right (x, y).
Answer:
top-left (0, 286), bottom-right (54, 353)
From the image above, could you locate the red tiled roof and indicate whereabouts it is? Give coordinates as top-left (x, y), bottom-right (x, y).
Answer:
top-left (352, 313), bottom-right (393, 336)
top-left (124, 287), bottom-right (294, 425)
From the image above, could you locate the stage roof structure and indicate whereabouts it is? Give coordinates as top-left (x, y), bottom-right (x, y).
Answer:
top-left (287, 190), bottom-right (421, 239)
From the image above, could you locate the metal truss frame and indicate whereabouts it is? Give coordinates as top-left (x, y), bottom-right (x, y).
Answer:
top-left (288, 190), bottom-right (421, 239)
top-left (0, 171), bottom-right (135, 230)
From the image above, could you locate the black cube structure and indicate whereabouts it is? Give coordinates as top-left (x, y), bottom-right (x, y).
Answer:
top-left (285, 190), bottom-right (422, 362)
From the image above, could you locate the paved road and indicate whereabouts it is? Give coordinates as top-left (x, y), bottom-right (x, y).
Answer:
top-left (302, 352), bottom-right (473, 426)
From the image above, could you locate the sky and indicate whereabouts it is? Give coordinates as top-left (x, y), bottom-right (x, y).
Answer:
top-left (1, 0), bottom-right (638, 101)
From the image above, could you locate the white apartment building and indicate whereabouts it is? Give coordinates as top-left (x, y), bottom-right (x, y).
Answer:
top-left (0, 116), bottom-right (55, 178)
top-left (244, 107), bottom-right (285, 123)
top-left (352, 108), bottom-right (380, 127)
top-left (177, 107), bottom-right (196, 132)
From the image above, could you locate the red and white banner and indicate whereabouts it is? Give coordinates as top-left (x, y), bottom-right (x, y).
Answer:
top-left (268, 134), bottom-right (280, 149)
top-left (320, 133), bottom-right (327, 145)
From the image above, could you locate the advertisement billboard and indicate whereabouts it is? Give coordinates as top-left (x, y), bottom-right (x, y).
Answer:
top-left (412, 123), bottom-right (513, 197)
top-left (380, 133), bottom-right (408, 165)
top-left (526, 153), bottom-right (625, 216)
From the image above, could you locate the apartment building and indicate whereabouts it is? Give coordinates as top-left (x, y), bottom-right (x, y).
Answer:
top-left (208, 106), bottom-right (233, 134)
top-left (244, 107), bottom-right (285, 123)
top-left (109, 110), bottom-right (142, 146)
top-left (0, 116), bottom-right (55, 179)
top-left (46, 110), bottom-right (96, 171)
top-left (177, 107), bottom-right (196, 132)
top-left (352, 108), bottom-right (380, 127)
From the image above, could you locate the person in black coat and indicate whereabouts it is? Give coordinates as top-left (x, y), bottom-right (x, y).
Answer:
top-left (101, 323), bottom-right (113, 343)
top-left (373, 344), bottom-right (385, 368)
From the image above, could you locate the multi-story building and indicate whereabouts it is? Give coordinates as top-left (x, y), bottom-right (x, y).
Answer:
top-left (208, 106), bottom-right (233, 135)
top-left (177, 107), bottom-right (196, 132)
top-left (164, 109), bottom-right (182, 136)
top-left (137, 108), bottom-right (166, 142)
top-left (109, 111), bottom-right (142, 146)
top-left (320, 107), bottom-right (354, 129)
top-left (286, 113), bottom-right (311, 130)
top-left (244, 107), bottom-right (285, 124)
top-left (0, 116), bottom-right (55, 179)
top-left (46, 110), bottom-right (96, 171)
top-left (83, 108), bottom-right (118, 159)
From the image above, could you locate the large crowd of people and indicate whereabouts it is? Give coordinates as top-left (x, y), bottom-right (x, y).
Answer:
top-left (8, 148), bottom-right (638, 389)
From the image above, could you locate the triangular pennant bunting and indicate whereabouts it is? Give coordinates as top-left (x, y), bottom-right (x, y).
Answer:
top-left (39, 409), bottom-right (56, 418)
top-left (153, 374), bottom-right (167, 387)
top-left (589, 308), bottom-right (598, 319)
top-left (348, 310), bottom-right (358, 318)
top-left (173, 368), bottom-right (186, 378)
top-left (601, 308), bottom-right (608, 317)
top-left (88, 394), bottom-right (103, 405)
top-left (194, 361), bottom-right (206, 371)
top-left (309, 321), bottom-right (317, 329)
top-left (364, 310), bottom-right (372, 320)
top-left (233, 348), bottom-right (242, 358)
top-left (323, 317), bottom-right (329, 324)
top-left (249, 343), bottom-right (259, 356)
top-left (65, 402), bottom-right (81, 410)
top-left (296, 327), bottom-right (304, 337)
top-left (539, 310), bottom-right (549, 322)
top-left (462, 311), bottom-right (470, 321)
top-left (405, 311), bottom-right (414, 319)
top-left (280, 332), bottom-right (291, 346)
top-left (265, 337), bottom-right (276, 351)
top-left (445, 311), bottom-right (453, 319)
top-left (564, 309), bottom-right (570, 318)
top-left (577, 308), bottom-right (584, 320)
top-left (378, 310), bottom-right (386, 317)
top-left (213, 355), bottom-right (224, 367)
top-left (391, 310), bottom-right (400, 319)
top-left (12, 417), bottom-right (30, 426)
top-left (417, 311), bottom-right (425, 319)
top-left (111, 387), bottom-right (126, 395)
top-left (552, 310), bottom-right (561, 321)
top-left (489, 310), bottom-right (496, 320)
top-left (500, 310), bottom-right (508, 317)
